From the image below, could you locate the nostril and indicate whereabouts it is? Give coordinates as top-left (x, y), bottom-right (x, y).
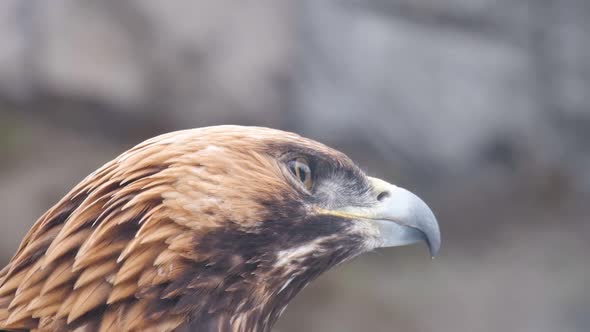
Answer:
top-left (377, 191), bottom-right (390, 201)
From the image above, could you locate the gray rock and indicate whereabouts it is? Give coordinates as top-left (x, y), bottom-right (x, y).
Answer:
top-left (0, 0), bottom-right (588, 187)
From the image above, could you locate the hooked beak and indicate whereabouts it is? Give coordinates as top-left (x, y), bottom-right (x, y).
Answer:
top-left (323, 177), bottom-right (441, 257)
top-left (367, 177), bottom-right (440, 257)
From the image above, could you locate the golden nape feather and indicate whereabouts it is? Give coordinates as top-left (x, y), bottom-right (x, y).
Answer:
top-left (0, 125), bottom-right (440, 332)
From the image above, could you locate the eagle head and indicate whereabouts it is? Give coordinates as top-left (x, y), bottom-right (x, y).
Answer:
top-left (0, 125), bottom-right (440, 331)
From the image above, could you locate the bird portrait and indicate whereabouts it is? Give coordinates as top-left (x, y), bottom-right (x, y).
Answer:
top-left (0, 125), bottom-right (440, 331)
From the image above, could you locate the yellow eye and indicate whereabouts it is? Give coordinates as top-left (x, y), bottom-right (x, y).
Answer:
top-left (288, 158), bottom-right (313, 191)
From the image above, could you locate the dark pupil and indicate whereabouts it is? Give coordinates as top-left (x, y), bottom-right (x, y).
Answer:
top-left (290, 161), bottom-right (308, 183)
top-left (297, 165), bottom-right (307, 182)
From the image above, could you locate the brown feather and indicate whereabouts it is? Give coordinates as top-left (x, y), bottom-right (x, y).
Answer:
top-left (0, 126), bottom-right (359, 331)
top-left (28, 287), bottom-right (69, 313)
top-left (67, 281), bottom-right (111, 323)
top-left (73, 241), bottom-right (126, 271)
top-left (106, 281), bottom-right (137, 305)
top-left (73, 260), bottom-right (117, 290)
top-left (40, 258), bottom-right (75, 295)
top-left (97, 306), bottom-right (119, 332)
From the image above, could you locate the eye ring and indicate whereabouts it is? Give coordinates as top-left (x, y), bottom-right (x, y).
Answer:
top-left (287, 157), bottom-right (313, 191)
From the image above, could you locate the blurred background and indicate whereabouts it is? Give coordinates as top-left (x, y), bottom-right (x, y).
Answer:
top-left (0, 0), bottom-right (589, 331)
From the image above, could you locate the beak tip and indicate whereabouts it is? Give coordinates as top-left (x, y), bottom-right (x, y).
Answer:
top-left (413, 202), bottom-right (441, 258)
top-left (426, 222), bottom-right (441, 258)
top-left (428, 240), bottom-right (440, 258)
top-left (425, 219), bottom-right (441, 257)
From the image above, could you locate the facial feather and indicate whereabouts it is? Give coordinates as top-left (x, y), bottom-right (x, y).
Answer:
top-left (0, 125), bottom-right (418, 332)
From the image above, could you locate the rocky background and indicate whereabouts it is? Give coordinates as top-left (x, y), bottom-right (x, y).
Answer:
top-left (0, 1), bottom-right (589, 331)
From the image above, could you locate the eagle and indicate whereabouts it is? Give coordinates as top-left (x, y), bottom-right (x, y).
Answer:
top-left (0, 125), bottom-right (440, 331)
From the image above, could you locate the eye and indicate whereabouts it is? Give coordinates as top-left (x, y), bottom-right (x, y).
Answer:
top-left (287, 157), bottom-right (313, 191)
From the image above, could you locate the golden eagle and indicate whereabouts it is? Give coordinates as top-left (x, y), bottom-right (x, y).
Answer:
top-left (0, 126), bottom-right (440, 331)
